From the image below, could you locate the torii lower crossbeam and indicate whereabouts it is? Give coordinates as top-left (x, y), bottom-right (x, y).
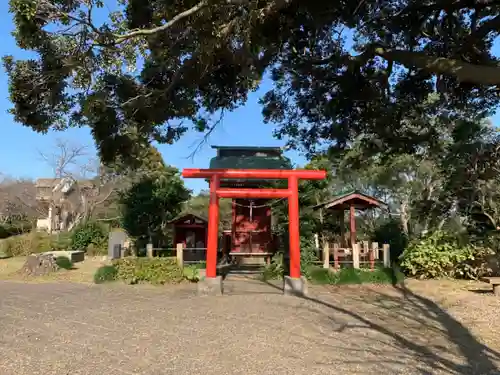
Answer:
top-left (182, 168), bottom-right (326, 292)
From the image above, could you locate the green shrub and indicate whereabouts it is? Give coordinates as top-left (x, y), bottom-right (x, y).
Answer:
top-left (260, 253), bottom-right (285, 281)
top-left (307, 267), bottom-right (336, 284)
top-left (192, 261), bottom-right (206, 269)
top-left (0, 239), bottom-right (12, 258)
top-left (2, 232), bottom-right (53, 257)
top-left (399, 231), bottom-right (479, 279)
top-left (93, 265), bottom-right (118, 284)
top-left (113, 258), bottom-right (184, 285)
top-left (308, 266), bottom-right (404, 285)
top-left (55, 256), bottom-right (73, 270)
top-left (50, 232), bottom-right (72, 250)
top-left (183, 265), bottom-right (200, 282)
top-left (372, 218), bottom-right (408, 263)
top-left (0, 223), bottom-right (32, 239)
top-left (71, 221), bottom-right (108, 251)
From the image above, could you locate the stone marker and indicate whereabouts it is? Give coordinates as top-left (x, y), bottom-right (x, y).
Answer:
top-left (108, 231), bottom-right (127, 259)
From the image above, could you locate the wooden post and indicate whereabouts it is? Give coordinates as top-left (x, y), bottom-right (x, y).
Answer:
top-left (349, 204), bottom-right (356, 247)
top-left (383, 244), bottom-right (390, 267)
top-left (362, 241), bottom-right (369, 267)
top-left (146, 243), bottom-right (153, 258)
top-left (339, 211), bottom-right (345, 247)
top-left (322, 242), bottom-right (330, 269)
top-left (369, 243), bottom-right (375, 271)
top-left (352, 243), bottom-right (360, 269)
top-left (362, 241), bottom-right (369, 253)
top-left (333, 243), bottom-right (340, 270)
top-left (176, 243), bottom-right (184, 267)
top-left (372, 242), bottom-right (379, 260)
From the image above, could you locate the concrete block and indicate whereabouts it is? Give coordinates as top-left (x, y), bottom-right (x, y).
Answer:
top-left (44, 250), bottom-right (85, 263)
top-left (197, 276), bottom-right (223, 296)
top-left (283, 276), bottom-right (308, 297)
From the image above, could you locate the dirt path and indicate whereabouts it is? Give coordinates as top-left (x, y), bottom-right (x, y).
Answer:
top-left (0, 279), bottom-right (499, 375)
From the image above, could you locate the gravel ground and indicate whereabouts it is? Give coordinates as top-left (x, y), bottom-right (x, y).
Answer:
top-left (0, 277), bottom-right (499, 375)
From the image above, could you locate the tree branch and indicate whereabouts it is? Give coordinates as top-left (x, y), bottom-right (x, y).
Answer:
top-left (113, 0), bottom-right (209, 43)
top-left (473, 14), bottom-right (500, 39)
top-left (372, 46), bottom-right (500, 85)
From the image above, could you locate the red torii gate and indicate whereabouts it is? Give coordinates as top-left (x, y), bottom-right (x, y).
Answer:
top-left (182, 168), bottom-right (326, 293)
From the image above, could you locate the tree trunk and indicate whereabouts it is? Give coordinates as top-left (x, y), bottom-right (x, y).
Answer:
top-left (400, 200), bottom-right (410, 236)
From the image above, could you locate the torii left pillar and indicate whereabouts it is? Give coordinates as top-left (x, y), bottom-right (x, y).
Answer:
top-left (182, 168), bottom-right (327, 296)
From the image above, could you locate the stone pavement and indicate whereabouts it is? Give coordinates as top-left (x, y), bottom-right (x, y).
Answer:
top-left (0, 278), bottom-right (499, 375)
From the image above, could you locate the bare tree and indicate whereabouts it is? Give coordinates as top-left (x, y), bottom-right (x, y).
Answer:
top-left (38, 138), bottom-right (89, 179)
top-left (29, 139), bottom-right (122, 231)
top-left (0, 175), bottom-right (39, 225)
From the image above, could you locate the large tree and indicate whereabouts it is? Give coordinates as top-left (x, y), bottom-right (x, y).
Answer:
top-left (119, 165), bottom-right (190, 242)
top-left (5, 0), bottom-right (500, 161)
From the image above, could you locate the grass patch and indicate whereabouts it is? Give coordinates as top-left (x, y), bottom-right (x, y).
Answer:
top-left (93, 265), bottom-right (118, 284)
top-left (308, 266), bottom-right (405, 285)
top-left (0, 257), bottom-right (108, 283)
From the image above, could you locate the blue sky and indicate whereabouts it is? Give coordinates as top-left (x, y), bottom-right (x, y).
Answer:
top-left (0, 3), bottom-right (498, 193)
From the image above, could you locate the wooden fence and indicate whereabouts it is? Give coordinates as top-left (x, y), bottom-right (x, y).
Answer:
top-left (321, 241), bottom-right (390, 271)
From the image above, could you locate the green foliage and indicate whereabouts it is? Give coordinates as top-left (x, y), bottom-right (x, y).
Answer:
top-left (50, 232), bottom-right (73, 251)
top-left (182, 265), bottom-right (200, 282)
top-left (0, 232), bottom-right (53, 257)
top-left (261, 253), bottom-right (285, 281)
top-left (262, 242), bottom-right (319, 281)
top-left (308, 267), bottom-right (405, 285)
top-left (183, 192), bottom-right (232, 230)
top-left (93, 265), bottom-right (118, 284)
top-left (0, 223), bottom-right (31, 239)
top-left (113, 258), bottom-right (184, 285)
top-left (372, 218), bottom-right (408, 263)
top-left (399, 231), bottom-right (479, 279)
top-left (70, 221), bottom-right (108, 252)
top-left (55, 256), bottom-right (73, 270)
top-left (300, 240), bottom-right (319, 279)
top-left (120, 165), bottom-right (190, 243)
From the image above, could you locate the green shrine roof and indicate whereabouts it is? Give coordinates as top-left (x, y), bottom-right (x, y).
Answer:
top-left (209, 146), bottom-right (292, 186)
top-left (209, 145), bottom-right (291, 170)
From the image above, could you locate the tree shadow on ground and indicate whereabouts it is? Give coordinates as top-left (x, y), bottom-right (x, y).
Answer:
top-left (262, 279), bottom-right (500, 374)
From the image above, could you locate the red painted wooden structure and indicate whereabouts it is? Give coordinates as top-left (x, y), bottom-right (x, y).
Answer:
top-left (230, 198), bottom-right (273, 254)
top-left (182, 169), bottom-right (326, 279)
top-left (168, 214), bottom-right (208, 249)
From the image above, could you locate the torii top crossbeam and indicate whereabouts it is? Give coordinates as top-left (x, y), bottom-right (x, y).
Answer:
top-left (182, 168), bottom-right (326, 180)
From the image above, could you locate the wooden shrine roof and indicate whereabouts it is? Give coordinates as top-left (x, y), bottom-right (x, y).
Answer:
top-left (168, 213), bottom-right (208, 226)
top-left (312, 190), bottom-right (386, 211)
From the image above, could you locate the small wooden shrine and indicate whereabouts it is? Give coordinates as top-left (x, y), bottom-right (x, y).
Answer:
top-left (314, 190), bottom-right (386, 246)
top-left (313, 191), bottom-right (389, 270)
top-left (209, 146), bottom-right (291, 263)
top-left (168, 213), bottom-right (208, 249)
